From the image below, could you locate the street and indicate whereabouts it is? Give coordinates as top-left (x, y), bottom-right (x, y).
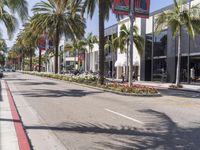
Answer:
top-left (3, 72), bottom-right (200, 150)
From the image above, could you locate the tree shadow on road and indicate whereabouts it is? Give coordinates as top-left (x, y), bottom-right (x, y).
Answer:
top-left (18, 81), bottom-right (58, 86)
top-left (159, 89), bottom-right (200, 99)
top-left (24, 109), bottom-right (200, 150)
top-left (6, 78), bottom-right (30, 81)
top-left (20, 89), bottom-right (103, 98)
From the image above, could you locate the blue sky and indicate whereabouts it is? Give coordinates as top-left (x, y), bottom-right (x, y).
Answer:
top-left (3, 0), bottom-right (173, 47)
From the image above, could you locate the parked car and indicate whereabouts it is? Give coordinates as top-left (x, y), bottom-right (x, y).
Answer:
top-left (0, 69), bottom-right (3, 78)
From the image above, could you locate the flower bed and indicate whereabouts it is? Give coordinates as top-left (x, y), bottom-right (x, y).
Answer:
top-left (21, 71), bottom-right (159, 96)
top-left (101, 83), bottom-right (158, 95)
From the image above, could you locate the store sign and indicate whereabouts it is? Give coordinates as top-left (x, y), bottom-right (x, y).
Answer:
top-left (112, 0), bottom-right (150, 18)
top-left (38, 33), bottom-right (46, 51)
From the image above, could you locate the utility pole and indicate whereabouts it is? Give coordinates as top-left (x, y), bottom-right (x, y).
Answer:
top-left (128, 0), bottom-right (135, 86)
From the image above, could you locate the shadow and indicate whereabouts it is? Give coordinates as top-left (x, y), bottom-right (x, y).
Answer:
top-left (19, 81), bottom-right (57, 86)
top-left (24, 109), bottom-right (200, 150)
top-left (5, 78), bottom-right (30, 81)
top-left (0, 118), bottom-right (21, 123)
top-left (20, 89), bottom-right (102, 98)
top-left (158, 89), bottom-right (200, 99)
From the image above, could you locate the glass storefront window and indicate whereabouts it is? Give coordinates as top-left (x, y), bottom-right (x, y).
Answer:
top-left (145, 34), bottom-right (152, 59)
top-left (190, 56), bottom-right (200, 83)
top-left (153, 31), bottom-right (167, 57)
top-left (153, 58), bottom-right (167, 82)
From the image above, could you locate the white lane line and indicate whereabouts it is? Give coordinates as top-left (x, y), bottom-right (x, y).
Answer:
top-left (105, 108), bottom-right (144, 125)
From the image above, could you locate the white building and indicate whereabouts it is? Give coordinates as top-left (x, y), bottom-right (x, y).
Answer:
top-left (85, 43), bottom-right (99, 73)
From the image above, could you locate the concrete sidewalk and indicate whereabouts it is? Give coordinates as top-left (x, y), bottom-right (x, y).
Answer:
top-left (0, 80), bottom-right (20, 150)
top-left (135, 81), bottom-right (200, 93)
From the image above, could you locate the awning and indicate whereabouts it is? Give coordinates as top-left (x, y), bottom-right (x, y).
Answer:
top-left (115, 54), bottom-right (127, 67)
top-left (114, 53), bottom-right (139, 67)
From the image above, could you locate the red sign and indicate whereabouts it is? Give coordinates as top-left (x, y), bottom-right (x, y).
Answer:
top-left (112, 0), bottom-right (150, 18)
top-left (38, 33), bottom-right (46, 51)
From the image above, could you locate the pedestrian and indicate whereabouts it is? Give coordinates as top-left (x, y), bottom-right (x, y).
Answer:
top-left (190, 67), bottom-right (195, 82)
top-left (121, 73), bottom-right (125, 83)
top-left (112, 70), bottom-right (116, 78)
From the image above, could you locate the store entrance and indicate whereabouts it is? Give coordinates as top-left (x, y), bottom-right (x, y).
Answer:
top-left (190, 56), bottom-right (200, 84)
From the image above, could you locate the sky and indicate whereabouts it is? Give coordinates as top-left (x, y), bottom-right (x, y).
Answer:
top-left (3, 0), bottom-right (174, 48)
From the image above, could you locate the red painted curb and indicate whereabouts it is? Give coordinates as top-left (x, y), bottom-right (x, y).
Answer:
top-left (5, 81), bottom-right (31, 150)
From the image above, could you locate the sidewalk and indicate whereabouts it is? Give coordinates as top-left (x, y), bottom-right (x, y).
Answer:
top-left (0, 80), bottom-right (30, 150)
top-left (106, 78), bottom-right (200, 93)
top-left (135, 81), bottom-right (200, 93)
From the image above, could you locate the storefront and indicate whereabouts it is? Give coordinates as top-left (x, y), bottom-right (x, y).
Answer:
top-left (142, 0), bottom-right (200, 84)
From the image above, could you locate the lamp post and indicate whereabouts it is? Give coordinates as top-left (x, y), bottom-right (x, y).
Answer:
top-left (128, 0), bottom-right (135, 86)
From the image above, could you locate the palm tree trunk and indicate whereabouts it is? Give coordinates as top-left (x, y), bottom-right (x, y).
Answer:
top-left (30, 48), bottom-right (33, 71)
top-left (88, 48), bottom-right (91, 71)
top-left (54, 28), bottom-right (60, 74)
top-left (74, 50), bottom-right (76, 69)
top-left (128, 14), bottom-right (134, 86)
top-left (126, 42), bottom-right (129, 81)
top-left (99, 0), bottom-right (105, 85)
top-left (19, 55), bottom-right (22, 70)
top-left (39, 49), bottom-right (42, 72)
top-left (22, 53), bottom-right (25, 71)
top-left (176, 29), bottom-right (182, 86)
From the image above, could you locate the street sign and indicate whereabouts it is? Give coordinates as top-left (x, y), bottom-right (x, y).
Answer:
top-left (112, 0), bottom-right (150, 18)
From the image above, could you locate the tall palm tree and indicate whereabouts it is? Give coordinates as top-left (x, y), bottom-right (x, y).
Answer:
top-left (86, 32), bottom-right (98, 71)
top-left (8, 49), bottom-right (19, 69)
top-left (0, 0), bottom-right (28, 38)
top-left (15, 23), bottom-right (38, 71)
top-left (31, 0), bottom-right (86, 74)
top-left (105, 35), bottom-right (119, 78)
top-left (83, 0), bottom-right (112, 84)
top-left (119, 24), bottom-right (144, 81)
top-left (155, 0), bottom-right (200, 86)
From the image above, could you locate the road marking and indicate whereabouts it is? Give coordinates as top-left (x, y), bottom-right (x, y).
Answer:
top-left (105, 108), bottom-right (144, 125)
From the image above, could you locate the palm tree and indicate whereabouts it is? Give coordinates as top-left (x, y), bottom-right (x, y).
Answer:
top-left (0, 39), bottom-right (7, 52)
top-left (119, 24), bottom-right (144, 81)
top-left (86, 32), bottom-right (98, 71)
top-left (83, 0), bottom-right (112, 84)
top-left (65, 39), bottom-right (86, 70)
top-left (155, 0), bottom-right (200, 86)
top-left (31, 0), bottom-right (86, 74)
top-left (105, 35), bottom-right (119, 78)
top-left (15, 23), bottom-right (38, 71)
top-left (8, 50), bottom-right (18, 69)
top-left (0, 0), bottom-right (28, 38)
top-left (0, 39), bottom-right (7, 66)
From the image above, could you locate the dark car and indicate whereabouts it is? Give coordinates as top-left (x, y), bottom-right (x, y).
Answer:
top-left (0, 69), bottom-right (3, 78)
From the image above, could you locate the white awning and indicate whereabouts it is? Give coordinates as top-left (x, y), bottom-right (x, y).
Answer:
top-left (115, 54), bottom-right (127, 67)
top-left (114, 53), bottom-right (139, 67)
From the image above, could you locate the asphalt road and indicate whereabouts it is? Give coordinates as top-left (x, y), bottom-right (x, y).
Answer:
top-left (4, 72), bottom-right (200, 150)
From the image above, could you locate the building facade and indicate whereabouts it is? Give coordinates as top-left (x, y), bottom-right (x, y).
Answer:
top-left (141, 0), bottom-right (200, 84)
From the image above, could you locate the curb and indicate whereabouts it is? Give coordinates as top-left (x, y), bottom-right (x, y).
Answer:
top-left (5, 81), bottom-right (31, 150)
top-left (168, 87), bottom-right (200, 93)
